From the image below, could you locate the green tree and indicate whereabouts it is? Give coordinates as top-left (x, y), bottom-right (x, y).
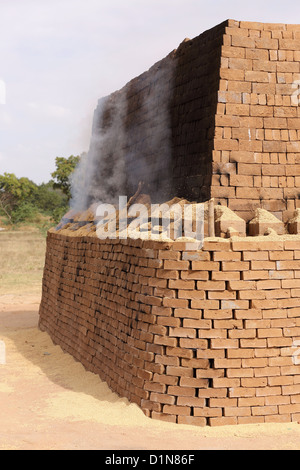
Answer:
top-left (31, 182), bottom-right (68, 214)
top-left (51, 155), bottom-right (80, 200)
top-left (0, 173), bottom-right (37, 223)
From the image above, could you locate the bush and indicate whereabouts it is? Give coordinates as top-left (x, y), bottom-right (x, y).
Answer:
top-left (11, 202), bottom-right (39, 224)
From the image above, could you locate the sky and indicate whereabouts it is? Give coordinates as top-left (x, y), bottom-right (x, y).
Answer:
top-left (1, 0), bottom-right (300, 184)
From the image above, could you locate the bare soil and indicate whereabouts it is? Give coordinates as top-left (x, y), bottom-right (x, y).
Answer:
top-left (1, 294), bottom-right (300, 450)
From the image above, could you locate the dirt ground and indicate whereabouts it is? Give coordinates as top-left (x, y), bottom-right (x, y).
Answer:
top-left (0, 294), bottom-right (300, 450)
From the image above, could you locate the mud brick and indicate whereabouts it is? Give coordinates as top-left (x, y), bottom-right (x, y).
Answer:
top-left (211, 338), bottom-right (239, 349)
top-left (152, 306), bottom-right (173, 317)
top-left (212, 377), bottom-right (240, 388)
top-left (163, 260), bottom-right (189, 270)
top-left (252, 406), bottom-right (278, 416)
top-left (169, 328), bottom-right (196, 339)
top-left (183, 319), bottom-right (212, 329)
top-left (229, 329), bottom-right (256, 339)
top-left (208, 416), bottom-right (238, 427)
top-left (242, 357), bottom-right (268, 368)
top-left (197, 281), bottom-right (225, 291)
top-left (238, 290), bottom-right (266, 300)
top-left (181, 271), bottom-right (209, 280)
top-left (177, 416), bottom-right (207, 426)
top-left (208, 291), bottom-right (237, 300)
top-left (227, 367), bottom-right (254, 378)
top-left (211, 271), bottom-right (241, 281)
top-left (202, 240), bottom-right (231, 252)
top-left (158, 250), bottom-right (181, 260)
top-left (241, 338), bottom-right (267, 348)
top-left (178, 289), bottom-right (205, 300)
top-left (269, 251), bottom-right (294, 261)
top-left (228, 387), bottom-right (256, 398)
top-left (167, 386), bottom-right (195, 397)
top-left (213, 252), bottom-right (241, 261)
top-left (191, 300), bottom-right (220, 310)
top-left (163, 405), bottom-right (191, 416)
top-left (203, 309), bottom-right (233, 319)
top-left (280, 39), bottom-right (300, 50)
top-left (257, 280), bottom-right (281, 290)
top-left (174, 308), bottom-right (202, 319)
top-left (193, 407), bottom-right (223, 418)
top-left (179, 338), bottom-right (208, 349)
top-left (242, 271), bottom-right (269, 281)
top-left (169, 280), bottom-right (196, 291)
top-left (191, 261), bottom-right (220, 271)
top-left (224, 407), bottom-right (251, 417)
top-left (156, 269), bottom-right (179, 279)
top-left (182, 251), bottom-right (210, 261)
top-left (166, 347), bottom-right (193, 359)
top-left (221, 299), bottom-right (249, 310)
top-left (154, 335), bottom-right (177, 347)
top-left (162, 298), bottom-right (188, 309)
top-left (151, 412), bottom-right (176, 423)
top-left (177, 396), bottom-right (206, 407)
top-left (221, 261), bottom-right (250, 271)
top-left (228, 280), bottom-right (256, 290)
top-left (150, 392), bottom-right (176, 405)
top-left (227, 349), bottom-right (255, 359)
top-left (232, 240), bottom-right (284, 251)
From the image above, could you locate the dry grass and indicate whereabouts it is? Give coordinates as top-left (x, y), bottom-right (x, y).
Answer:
top-left (0, 231), bottom-right (46, 295)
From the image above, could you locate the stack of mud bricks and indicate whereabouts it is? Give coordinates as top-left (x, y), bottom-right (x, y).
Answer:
top-left (212, 20), bottom-right (300, 223)
top-left (39, 232), bottom-right (300, 427)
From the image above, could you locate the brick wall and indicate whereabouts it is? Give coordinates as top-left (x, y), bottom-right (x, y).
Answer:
top-left (212, 20), bottom-right (300, 222)
top-left (39, 231), bottom-right (300, 426)
top-left (86, 19), bottom-right (300, 222)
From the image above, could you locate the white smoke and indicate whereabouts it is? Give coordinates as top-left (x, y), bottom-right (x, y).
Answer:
top-left (69, 52), bottom-right (176, 213)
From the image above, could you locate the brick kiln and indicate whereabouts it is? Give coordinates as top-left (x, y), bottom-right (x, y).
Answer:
top-left (39, 20), bottom-right (300, 426)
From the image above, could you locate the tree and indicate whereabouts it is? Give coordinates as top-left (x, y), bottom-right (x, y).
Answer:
top-left (51, 155), bottom-right (80, 200)
top-left (0, 173), bottom-right (37, 223)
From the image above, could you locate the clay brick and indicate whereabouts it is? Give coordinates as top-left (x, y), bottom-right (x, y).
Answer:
top-left (257, 280), bottom-right (281, 290)
top-left (228, 280), bottom-right (256, 290)
top-left (196, 281), bottom-right (226, 291)
top-left (168, 279), bottom-right (195, 290)
top-left (164, 260), bottom-right (189, 270)
top-left (211, 338), bottom-right (239, 349)
top-left (163, 405), bottom-right (191, 416)
top-left (169, 328), bottom-right (196, 339)
top-left (191, 261), bottom-right (220, 271)
top-left (222, 261), bottom-right (250, 271)
top-left (245, 71), bottom-right (270, 82)
top-left (208, 417), bottom-right (237, 427)
top-left (179, 338), bottom-right (208, 349)
top-left (252, 406), bottom-right (279, 416)
top-left (221, 300), bottom-right (249, 310)
top-left (177, 416), bottom-right (207, 426)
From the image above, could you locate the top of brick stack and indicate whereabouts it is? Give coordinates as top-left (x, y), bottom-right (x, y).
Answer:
top-left (226, 19), bottom-right (300, 31)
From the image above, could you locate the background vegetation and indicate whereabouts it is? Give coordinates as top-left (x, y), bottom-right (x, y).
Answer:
top-left (0, 154), bottom-right (81, 234)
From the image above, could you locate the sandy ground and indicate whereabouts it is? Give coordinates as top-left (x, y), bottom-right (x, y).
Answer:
top-left (1, 295), bottom-right (300, 450)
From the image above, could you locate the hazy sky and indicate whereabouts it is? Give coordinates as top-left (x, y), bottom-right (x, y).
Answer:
top-left (1, 0), bottom-right (300, 184)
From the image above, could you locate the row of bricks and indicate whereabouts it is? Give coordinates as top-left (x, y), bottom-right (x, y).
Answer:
top-left (222, 44), bottom-right (300, 62)
top-left (225, 28), bottom-right (300, 49)
top-left (47, 232), bottom-right (300, 253)
top-left (216, 128), bottom-right (300, 142)
top-left (215, 138), bottom-right (300, 152)
top-left (215, 175), bottom-right (300, 190)
top-left (219, 67), bottom-right (300, 86)
top-left (216, 114), bottom-right (299, 130)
